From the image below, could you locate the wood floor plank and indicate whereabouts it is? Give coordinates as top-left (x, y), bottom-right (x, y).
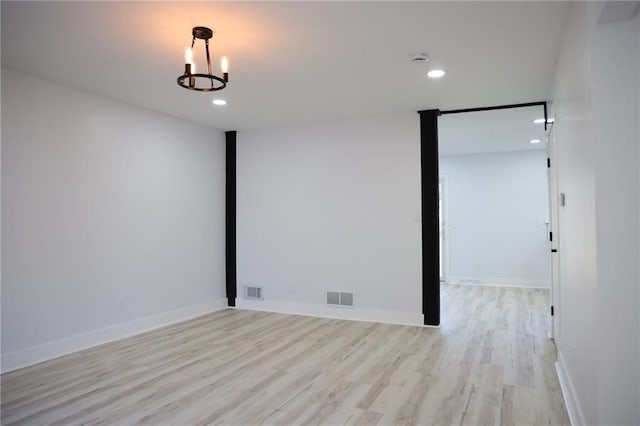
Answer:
top-left (1, 285), bottom-right (570, 425)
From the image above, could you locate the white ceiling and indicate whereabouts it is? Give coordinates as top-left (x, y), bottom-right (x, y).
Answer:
top-left (1, 2), bottom-right (570, 131)
top-left (439, 105), bottom-right (548, 156)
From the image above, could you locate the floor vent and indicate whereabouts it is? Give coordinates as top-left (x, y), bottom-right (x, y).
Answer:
top-left (326, 291), bottom-right (354, 308)
top-left (244, 286), bottom-right (263, 300)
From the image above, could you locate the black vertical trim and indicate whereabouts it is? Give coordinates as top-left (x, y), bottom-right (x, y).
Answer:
top-left (543, 102), bottom-right (548, 131)
top-left (225, 131), bottom-right (237, 307)
top-left (549, 231), bottom-right (553, 242)
top-left (551, 305), bottom-right (554, 316)
top-left (419, 109), bottom-right (441, 326)
top-left (547, 158), bottom-right (551, 168)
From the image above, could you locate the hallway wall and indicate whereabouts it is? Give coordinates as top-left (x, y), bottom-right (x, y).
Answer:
top-left (551, 3), bottom-right (640, 424)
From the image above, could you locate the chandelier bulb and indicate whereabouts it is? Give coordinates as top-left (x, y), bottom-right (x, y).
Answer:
top-left (221, 56), bottom-right (229, 73)
top-left (185, 48), bottom-right (193, 65)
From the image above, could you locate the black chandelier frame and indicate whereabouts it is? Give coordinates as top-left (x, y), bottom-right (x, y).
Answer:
top-left (177, 26), bottom-right (228, 92)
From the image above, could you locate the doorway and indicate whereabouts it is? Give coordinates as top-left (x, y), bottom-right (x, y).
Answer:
top-left (419, 102), bottom-right (556, 329)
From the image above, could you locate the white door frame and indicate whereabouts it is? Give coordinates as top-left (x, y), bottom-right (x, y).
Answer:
top-left (439, 175), bottom-right (450, 283)
top-left (546, 124), bottom-right (561, 342)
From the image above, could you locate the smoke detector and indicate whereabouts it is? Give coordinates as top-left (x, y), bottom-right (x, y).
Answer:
top-left (411, 53), bottom-right (429, 63)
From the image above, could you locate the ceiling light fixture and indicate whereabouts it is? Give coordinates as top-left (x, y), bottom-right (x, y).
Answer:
top-left (411, 53), bottom-right (429, 63)
top-left (427, 69), bottom-right (446, 78)
top-left (212, 99), bottom-right (227, 106)
top-left (529, 139), bottom-right (541, 144)
top-left (534, 118), bottom-right (554, 124)
top-left (177, 26), bottom-right (229, 92)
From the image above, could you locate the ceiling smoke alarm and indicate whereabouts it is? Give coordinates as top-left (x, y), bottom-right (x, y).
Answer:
top-left (411, 53), bottom-right (429, 63)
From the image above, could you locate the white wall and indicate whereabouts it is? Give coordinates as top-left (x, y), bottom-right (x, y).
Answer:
top-left (1, 69), bottom-right (227, 372)
top-left (552, 2), bottom-right (640, 425)
top-left (552, 5), bottom-right (599, 422)
top-left (439, 150), bottom-right (550, 288)
top-left (236, 113), bottom-right (423, 325)
top-left (590, 4), bottom-right (639, 424)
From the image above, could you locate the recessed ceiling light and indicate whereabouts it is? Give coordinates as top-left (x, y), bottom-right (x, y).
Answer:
top-left (530, 139), bottom-right (541, 144)
top-left (212, 99), bottom-right (227, 106)
top-left (427, 69), bottom-right (446, 78)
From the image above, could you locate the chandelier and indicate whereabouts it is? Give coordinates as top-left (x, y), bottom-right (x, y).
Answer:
top-left (177, 26), bottom-right (229, 92)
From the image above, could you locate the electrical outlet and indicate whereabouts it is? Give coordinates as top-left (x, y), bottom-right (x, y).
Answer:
top-left (118, 299), bottom-right (126, 312)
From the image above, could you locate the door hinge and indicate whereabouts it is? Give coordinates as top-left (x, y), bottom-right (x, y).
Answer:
top-left (549, 231), bottom-right (553, 242)
top-left (547, 158), bottom-right (551, 168)
top-left (551, 305), bottom-right (554, 316)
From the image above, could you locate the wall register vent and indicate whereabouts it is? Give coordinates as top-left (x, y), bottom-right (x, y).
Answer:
top-left (326, 291), bottom-right (354, 307)
top-left (244, 286), bottom-right (263, 301)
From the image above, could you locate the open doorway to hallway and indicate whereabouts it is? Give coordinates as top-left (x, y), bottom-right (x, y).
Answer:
top-left (437, 105), bottom-right (553, 333)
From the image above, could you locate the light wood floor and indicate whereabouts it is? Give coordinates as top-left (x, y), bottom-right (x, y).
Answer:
top-left (1, 285), bottom-right (569, 425)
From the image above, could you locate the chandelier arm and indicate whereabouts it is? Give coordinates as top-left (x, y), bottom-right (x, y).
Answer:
top-left (205, 39), bottom-right (213, 76)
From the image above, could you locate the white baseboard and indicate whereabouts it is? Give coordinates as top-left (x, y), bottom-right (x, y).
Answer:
top-left (447, 276), bottom-right (551, 289)
top-left (1, 299), bottom-right (228, 373)
top-left (556, 351), bottom-right (586, 426)
top-left (234, 299), bottom-right (424, 327)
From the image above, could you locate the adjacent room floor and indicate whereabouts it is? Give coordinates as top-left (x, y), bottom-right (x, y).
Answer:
top-left (1, 285), bottom-right (569, 425)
